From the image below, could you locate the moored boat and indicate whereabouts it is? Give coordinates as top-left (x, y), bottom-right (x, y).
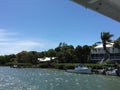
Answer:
top-left (66, 65), bottom-right (92, 74)
top-left (105, 69), bottom-right (120, 76)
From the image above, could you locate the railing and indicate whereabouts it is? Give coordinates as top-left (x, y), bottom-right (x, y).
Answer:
top-left (91, 57), bottom-right (103, 60)
top-left (110, 56), bottom-right (120, 59)
top-left (91, 56), bottom-right (120, 60)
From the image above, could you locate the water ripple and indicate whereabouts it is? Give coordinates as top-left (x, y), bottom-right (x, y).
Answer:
top-left (0, 67), bottom-right (120, 90)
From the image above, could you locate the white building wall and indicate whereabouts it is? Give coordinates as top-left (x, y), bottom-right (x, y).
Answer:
top-left (91, 48), bottom-right (120, 54)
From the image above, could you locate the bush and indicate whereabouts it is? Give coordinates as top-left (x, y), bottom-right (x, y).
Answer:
top-left (17, 63), bottom-right (32, 66)
top-left (5, 62), bottom-right (18, 66)
top-left (85, 64), bottom-right (106, 69)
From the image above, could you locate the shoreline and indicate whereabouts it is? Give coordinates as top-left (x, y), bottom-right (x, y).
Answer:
top-left (4, 63), bottom-right (120, 76)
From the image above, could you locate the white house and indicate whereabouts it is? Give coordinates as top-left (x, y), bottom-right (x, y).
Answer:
top-left (38, 57), bottom-right (56, 62)
top-left (90, 43), bottom-right (120, 62)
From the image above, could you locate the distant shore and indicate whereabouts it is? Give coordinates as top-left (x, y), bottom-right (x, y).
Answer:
top-left (7, 62), bottom-right (119, 70)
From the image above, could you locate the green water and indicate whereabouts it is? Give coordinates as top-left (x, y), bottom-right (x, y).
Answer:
top-left (0, 67), bottom-right (120, 90)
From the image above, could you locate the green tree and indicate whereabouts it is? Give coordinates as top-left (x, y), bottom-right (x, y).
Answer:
top-left (38, 51), bottom-right (46, 58)
top-left (74, 45), bottom-right (83, 63)
top-left (16, 51), bottom-right (29, 63)
top-left (28, 51), bottom-right (39, 64)
top-left (47, 49), bottom-right (56, 60)
top-left (114, 37), bottom-right (120, 49)
top-left (0, 56), bottom-right (5, 65)
top-left (64, 45), bottom-right (74, 63)
top-left (55, 42), bottom-right (75, 63)
top-left (6, 54), bottom-right (16, 62)
top-left (114, 37), bottom-right (120, 55)
top-left (82, 45), bottom-right (91, 63)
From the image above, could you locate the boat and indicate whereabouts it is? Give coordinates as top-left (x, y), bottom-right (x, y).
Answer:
top-left (105, 69), bottom-right (120, 76)
top-left (10, 65), bottom-right (23, 68)
top-left (105, 69), bottom-right (117, 76)
top-left (66, 65), bottom-right (92, 74)
top-left (10, 65), bottom-right (18, 68)
top-left (96, 68), bottom-right (120, 76)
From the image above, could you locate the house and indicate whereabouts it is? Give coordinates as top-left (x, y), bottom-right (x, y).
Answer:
top-left (90, 43), bottom-right (120, 63)
top-left (38, 57), bottom-right (56, 62)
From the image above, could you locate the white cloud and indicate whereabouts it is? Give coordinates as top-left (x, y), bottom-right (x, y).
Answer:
top-left (0, 41), bottom-right (40, 55)
top-left (0, 29), bottom-right (17, 37)
top-left (0, 29), bottom-right (58, 55)
top-left (15, 41), bottom-right (40, 46)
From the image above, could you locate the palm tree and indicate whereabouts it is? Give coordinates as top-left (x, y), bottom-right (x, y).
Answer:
top-left (97, 32), bottom-right (114, 63)
top-left (101, 32), bottom-right (113, 54)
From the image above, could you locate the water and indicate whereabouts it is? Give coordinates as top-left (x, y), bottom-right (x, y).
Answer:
top-left (0, 67), bottom-right (120, 90)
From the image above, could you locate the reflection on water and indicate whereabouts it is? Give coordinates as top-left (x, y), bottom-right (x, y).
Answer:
top-left (0, 67), bottom-right (120, 90)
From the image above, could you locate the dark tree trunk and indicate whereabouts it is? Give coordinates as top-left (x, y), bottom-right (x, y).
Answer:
top-left (103, 41), bottom-right (110, 61)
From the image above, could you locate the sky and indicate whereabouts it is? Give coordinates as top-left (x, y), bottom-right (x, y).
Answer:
top-left (0, 0), bottom-right (120, 55)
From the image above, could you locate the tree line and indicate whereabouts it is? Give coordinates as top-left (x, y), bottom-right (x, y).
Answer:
top-left (0, 42), bottom-right (91, 65)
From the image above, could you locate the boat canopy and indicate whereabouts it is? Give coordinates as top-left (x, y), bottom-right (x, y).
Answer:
top-left (72, 0), bottom-right (120, 22)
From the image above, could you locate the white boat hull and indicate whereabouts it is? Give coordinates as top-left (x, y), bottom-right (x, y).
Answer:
top-left (66, 69), bottom-right (92, 74)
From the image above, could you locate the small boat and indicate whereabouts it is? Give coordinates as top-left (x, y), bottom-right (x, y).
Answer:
top-left (11, 65), bottom-right (18, 68)
top-left (10, 65), bottom-right (22, 68)
top-left (105, 69), bottom-right (120, 76)
top-left (96, 67), bottom-right (120, 76)
top-left (105, 69), bottom-right (117, 76)
top-left (66, 65), bottom-right (92, 74)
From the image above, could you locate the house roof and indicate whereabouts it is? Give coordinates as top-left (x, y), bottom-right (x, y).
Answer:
top-left (95, 43), bottom-right (114, 48)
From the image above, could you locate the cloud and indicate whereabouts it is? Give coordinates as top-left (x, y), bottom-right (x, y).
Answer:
top-left (15, 41), bottom-right (40, 46)
top-left (0, 40), bottom-right (41, 55)
top-left (0, 29), bottom-right (58, 55)
top-left (0, 29), bottom-right (17, 37)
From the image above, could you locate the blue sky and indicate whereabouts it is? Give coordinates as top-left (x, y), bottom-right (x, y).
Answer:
top-left (0, 0), bottom-right (120, 55)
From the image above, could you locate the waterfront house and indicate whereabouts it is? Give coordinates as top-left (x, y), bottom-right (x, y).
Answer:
top-left (90, 43), bottom-right (120, 63)
top-left (38, 57), bottom-right (56, 62)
